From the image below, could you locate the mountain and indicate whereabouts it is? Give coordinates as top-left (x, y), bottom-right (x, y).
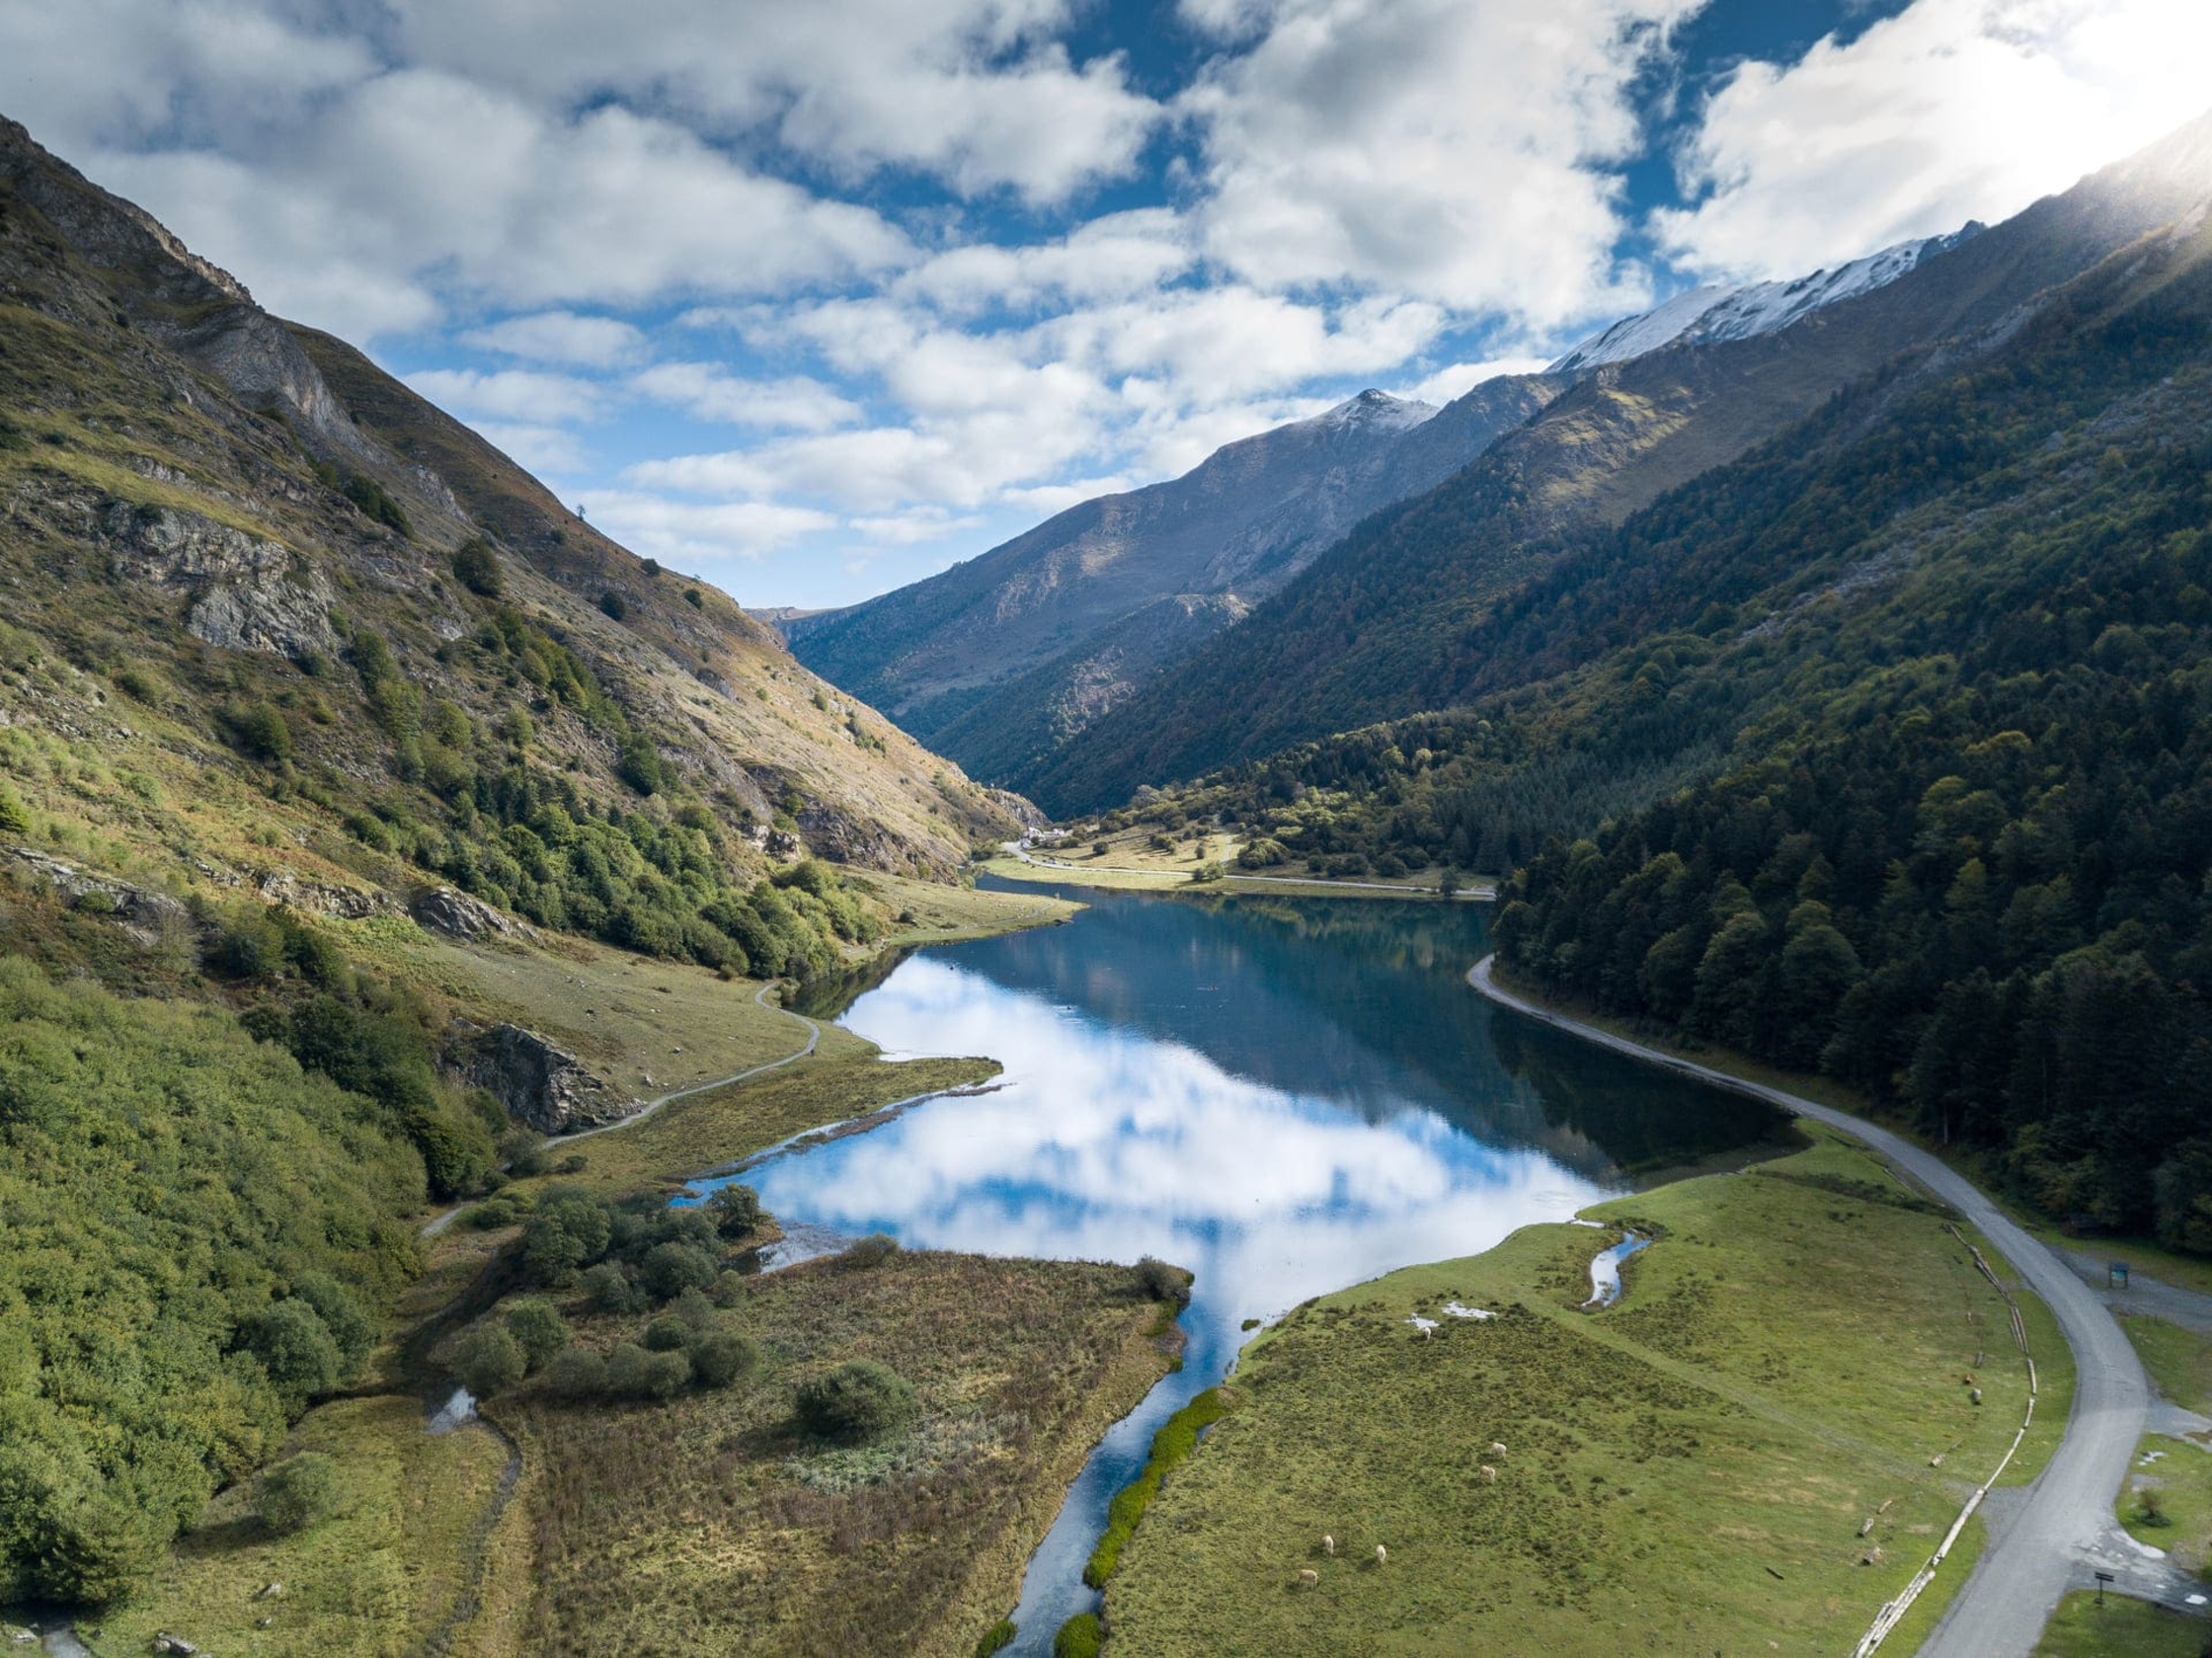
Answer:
top-left (0, 114), bottom-right (1022, 930)
top-left (1028, 109), bottom-right (2212, 816)
top-left (1546, 225), bottom-right (1982, 373)
top-left (1116, 183), bottom-right (2212, 1249)
top-left (781, 374), bottom-right (1561, 772)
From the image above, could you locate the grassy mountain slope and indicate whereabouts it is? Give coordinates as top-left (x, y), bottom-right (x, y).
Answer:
top-left (1029, 111), bottom-right (2212, 815)
top-left (0, 113), bottom-right (1020, 940)
top-left (1125, 201), bottom-right (2212, 1247)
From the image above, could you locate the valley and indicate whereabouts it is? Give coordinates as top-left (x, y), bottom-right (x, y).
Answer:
top-left (3, 33), bottom-right (2210, 1658)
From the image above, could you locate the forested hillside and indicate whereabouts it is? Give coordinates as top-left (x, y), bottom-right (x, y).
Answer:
top-left (1029, 112), bottom-right (2212, 816)
top-left (1128, 201), bottom-right (2212, 1247)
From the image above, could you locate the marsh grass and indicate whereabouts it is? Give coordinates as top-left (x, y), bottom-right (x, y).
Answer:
top-left (1103, 1130), bottom-right (2068, 1657)
top-left (494, 1249), bottom-right (1175, 1658)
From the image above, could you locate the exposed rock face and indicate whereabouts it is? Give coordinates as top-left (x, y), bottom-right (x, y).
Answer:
top-left (103, 503), bottom-right (337, 659)
top-left (253, 868), bottom-right (396, 919)
top-left (415, 885), bottom-right (536, 942)
top-left (461, 1023), bottom-right (633, 1134)
top-left (7, 845), bottom-right (191, 942)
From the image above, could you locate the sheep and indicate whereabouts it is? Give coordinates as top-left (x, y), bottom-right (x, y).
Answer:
top-left (1478, 1464), bottom-right (1498, 1483)
top-left (1322, 1535), bottom-right (1335, 1557)
top-left (1297, 1569), bottom-right (1319, 1589)
top-left (1375, 1544), bottom-right (1388, 1566)
top-left (1488, 1441), bottom-right (1508, 1458)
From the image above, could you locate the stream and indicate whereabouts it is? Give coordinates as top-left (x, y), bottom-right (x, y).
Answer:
top-left (685, 879), bottom-right (1783, 1652)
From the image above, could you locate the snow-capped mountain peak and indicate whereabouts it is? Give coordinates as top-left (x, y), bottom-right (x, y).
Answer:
top-left (1548, 224), bottom-right (1984, 375)
top-left (1315, 388), bottom-right (1439, 434)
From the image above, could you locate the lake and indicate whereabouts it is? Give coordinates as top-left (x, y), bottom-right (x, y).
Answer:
top-left (689, 880), bottom-right (1783, 1651)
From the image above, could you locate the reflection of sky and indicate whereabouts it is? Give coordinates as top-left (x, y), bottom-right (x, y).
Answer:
top-left (723, 957), bottom-right (1613, 1362)
top-left (684, 901), bottom-right (1659, 1655)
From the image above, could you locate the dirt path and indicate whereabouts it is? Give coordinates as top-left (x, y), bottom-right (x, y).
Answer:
top-left (420, 983), bottom-right (821, 1237)
top-left (1464, 956), bottom-right (2201, 1655)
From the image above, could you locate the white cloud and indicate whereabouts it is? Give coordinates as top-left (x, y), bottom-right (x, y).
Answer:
top-left (1391, 355), bottom-right (1556, 406)
top-left (579, 491), bottom-right (839, 570)
top-left (1180, 0), bottom-right (1698, 325)
top-left (390, 0), bottom-right (1163, 203)
top-left (631, 363), bottom-right (864, 432)
top-left (461, 310), bottom-right (647, 367)
top-left (406, 367), bottom-right (605, 424)
top-left (1655, 0), bottom-right (2212, 279)
top-left (893, 209), bottom-right (1195, 315)
top-left (471, 421), bottom-right (592, 476)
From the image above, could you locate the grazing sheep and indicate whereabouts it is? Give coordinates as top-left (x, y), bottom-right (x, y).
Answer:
top-left (1970, 1387), bottom-right (1983, 1405)
top-left (1297, 1569), bottom-right (1319, 1589)
top-left (1322, 1535), bottom-right (1335, 1557)
top-left (1479, 1464), bottom-right (1497, 1482)
top-left (1375, 1544), bottom-right (1387, 1566)
top-left (1488, 1441), bottom-right (1508, 1458)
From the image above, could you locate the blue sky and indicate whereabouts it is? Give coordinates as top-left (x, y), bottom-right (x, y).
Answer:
top-left (4, 0), bottom-right (2206, 608)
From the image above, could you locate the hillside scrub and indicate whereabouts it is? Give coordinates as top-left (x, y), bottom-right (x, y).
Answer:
top-left (0, 956), bottom-right (424, 1604)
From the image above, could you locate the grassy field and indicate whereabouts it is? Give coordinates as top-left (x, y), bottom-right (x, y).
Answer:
top-left (1103, 1131), bottom-right (2063, 1657)
top-left (2123, 1315), bottom-right (2212, 1416)
top-left (483, 1250), bottom-right (1179, 1658)
top-left (2120, 1435), bottom-right (2212, 1575)
top-left (85, 1395), bottom-right (511, 1658)
top-left (856, 868), bottom-right (1083, 944)
top-left (2033, 1590), bottom-right (2211, 1656)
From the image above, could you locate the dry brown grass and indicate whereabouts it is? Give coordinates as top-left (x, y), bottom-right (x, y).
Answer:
top-left (491, 1250), bottom-right (1175, 1658)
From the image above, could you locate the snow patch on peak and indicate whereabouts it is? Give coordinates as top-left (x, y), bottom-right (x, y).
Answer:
top-left (1549, 225), bottom-right (1983, 375)
top-left (1316, 388), bottom-right (1438, 434)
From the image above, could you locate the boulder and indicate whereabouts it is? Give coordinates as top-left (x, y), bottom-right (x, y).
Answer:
top-left (7, 846), bottom-right (191, 943)
top-left (460, 1023), bottom-right (632, 1134)
top-left (414, 886), bottom-right (535, 942)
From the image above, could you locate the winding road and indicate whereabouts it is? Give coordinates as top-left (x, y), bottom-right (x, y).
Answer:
top-left (420, 983), bottom-right (821, 1236)
top-left (1466, 956), bottom-right (2206, 1655)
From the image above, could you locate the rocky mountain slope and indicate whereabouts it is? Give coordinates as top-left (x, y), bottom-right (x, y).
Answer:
top-left (780, 375), bottom-right (1561, 772)
top-left (0, 115), bottom-right (1021, 934)
top-left (1026, 109), bottom-right (2212, 815)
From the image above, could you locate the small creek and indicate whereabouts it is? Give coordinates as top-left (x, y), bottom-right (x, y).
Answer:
top-left (684, 879), bottom-right (1782, 1653)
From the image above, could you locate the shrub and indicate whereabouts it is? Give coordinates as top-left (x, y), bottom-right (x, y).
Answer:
top-left (643, 1315), bottom-right (693, 1353)
top-left (112, 665), bottom-right (164, 705)
top-left (640, 1240), bottom-right (719, 1301)
top-left (450, 539), bottom-right (504, 597)
top-left (669, 1288), bottom-right (715, 1329)
top-left (224, 701), bottom-right (294, 763)
top-left (463, 1196), bottom-right (523, 1229)
top-left (684, 588), bottom-right (704, 608)
top-left (707, 1183), bottom-right (763, 1237)
top-left (524, 1193), bottom-right (613, 1283)
top-left (500, 1131), bottom-right (548, 1178)
top-left (455, 1324), bottom-right (526, 1398)
top-left (839, 1232), bottom-right (900, 1270)
top-left (975, 1621), bottom-right (1017, 1658)
top-left (544, 1347), bottom-right (607, 1402)
top-left (581, 1262), bottom-right (641, 1314)
top-left (260, 1453), bottom-right (341, 1535)
top-left (1053, 1614), bottom-right (1102, 1658)
top-left (795, 1360), bottom-right (917, 1444)
top-left (597, 591), bottom-right (628, 621)
top-left (0, 786), bottom-right (26, 836)
top-left (1132, 1256), bottom-right (1187, 1304)
top-left (505, 1300), bottom-right (570, 1373)
top-left (606, 1342), bottom-right (690, 1401)
top-left (711, 1270), bottom-right (750, 1308)
top-left (690, 1331), bottom-right (757, 1389)
top-left (292, 1272), bottom-right (374, 1372)
top-left (242, 1298), bottom-right (344, 1406)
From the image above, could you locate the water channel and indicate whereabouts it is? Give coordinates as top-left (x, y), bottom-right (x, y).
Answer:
top-left (688, 879), bottom-right (1784, 1652)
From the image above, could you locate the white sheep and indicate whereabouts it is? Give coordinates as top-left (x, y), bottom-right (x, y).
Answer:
top-left (1322, 1534), bottom-right (1335, 1557)
top-left (1478, 1464), bottom-right (1497, 1482)
top-left (1375, 1543), bottom-right (1388, 1566)
top-left (1489, 1441), bottom-right (1508, 1458)
top-left (1297, 1568), bottom-right (1319, 1588)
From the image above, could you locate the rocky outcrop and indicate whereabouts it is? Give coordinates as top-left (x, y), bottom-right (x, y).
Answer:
top-left (415, 885), bottom-right (537, 942)
top-left (6, 845), bottom-right (191, 943)
top-left (460, 1023), bottom-right (633, 1134)
top-left (103, 502), bottom-right (337, 659)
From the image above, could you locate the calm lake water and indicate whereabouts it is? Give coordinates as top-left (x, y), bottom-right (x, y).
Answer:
top-left (690, 880), bottom-right (1781, 1652)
